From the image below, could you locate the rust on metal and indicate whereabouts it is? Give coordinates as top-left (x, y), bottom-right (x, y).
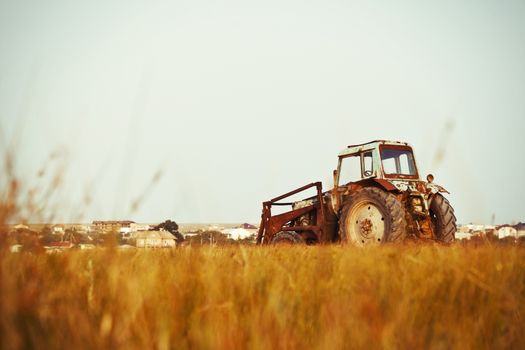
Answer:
top-left (372, 178), bottom-right (397, 191)
top-left (257, 182), bottom-right (324, 244)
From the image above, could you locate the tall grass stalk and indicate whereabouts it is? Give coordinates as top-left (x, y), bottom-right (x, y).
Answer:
top-left (1, 245), bottom-right (524, 349)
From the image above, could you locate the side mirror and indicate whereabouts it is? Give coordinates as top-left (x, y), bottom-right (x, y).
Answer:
top-left (426, 174), bottom-right (434, 183)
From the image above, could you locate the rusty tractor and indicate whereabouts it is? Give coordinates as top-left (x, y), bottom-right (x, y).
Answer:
top-left (256, 140), bottom-right (456, 245)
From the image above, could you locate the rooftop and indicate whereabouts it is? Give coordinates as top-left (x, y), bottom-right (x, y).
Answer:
top-left (339, 140), bottom-right (412, 157)
top-left (135, 230), bottom-right (175, 240)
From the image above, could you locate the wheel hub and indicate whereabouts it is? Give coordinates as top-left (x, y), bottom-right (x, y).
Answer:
top-left (359, 218), bottom-right (373, 236)
top-left (348, 202), bottom-right (386, 245)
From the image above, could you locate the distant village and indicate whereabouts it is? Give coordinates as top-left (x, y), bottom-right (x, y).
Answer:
top-left (4, 220), bottom-right (525, 253)
top-left (455, 222), bottom-right (525, 243)
top-left (6, 220), bottom-right (259, 253)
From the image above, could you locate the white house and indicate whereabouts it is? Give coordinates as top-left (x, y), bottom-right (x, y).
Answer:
top-left (130, 223), bottom-right (150, 232)
top-left (222, 227), bottom-right (257, 240)
top-left (497, 226), bottom-right (518, 239)
top-left (53, 225), bottom-right (65, 234)
top-left (135, 231), bottom-right (176, 248)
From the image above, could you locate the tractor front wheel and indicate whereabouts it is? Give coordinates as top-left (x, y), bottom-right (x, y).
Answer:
top-left (429, 194), bottom-right (456, 243)
top-left (339, 187), bottom-right (407, 246)
top-left (271, 232), bottom-right (305, 245)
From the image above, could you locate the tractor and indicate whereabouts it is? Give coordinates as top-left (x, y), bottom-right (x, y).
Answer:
top-left (256, 140), bottom-right (456, 245)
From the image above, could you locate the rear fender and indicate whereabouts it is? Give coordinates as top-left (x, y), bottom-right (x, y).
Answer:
top-left (371, 178), bottom-right (397, 191)
top-left (333, 178), bottom-right (400, 214)
top-left (348, 178), bottom-right (398, 192)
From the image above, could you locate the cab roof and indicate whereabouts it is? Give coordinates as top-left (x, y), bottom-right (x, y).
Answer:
top-left (338, 140), bottom-right (412, 157)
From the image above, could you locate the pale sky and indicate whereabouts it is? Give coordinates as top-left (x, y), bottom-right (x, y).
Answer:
top-left (1, 0), bottom-right (524, 224)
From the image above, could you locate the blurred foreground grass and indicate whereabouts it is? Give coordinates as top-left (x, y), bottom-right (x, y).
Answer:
top-left (1, 245), bottom-right (524, 349)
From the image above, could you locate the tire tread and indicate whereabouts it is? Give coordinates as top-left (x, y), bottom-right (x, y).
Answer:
top-left (430, 194), bottom-right (456, 243)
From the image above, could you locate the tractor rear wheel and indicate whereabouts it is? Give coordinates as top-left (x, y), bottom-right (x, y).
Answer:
top-left (429, 194), bottom-right (456, 243)
top-left (271, 231), bottom-right (305, 245)
top-left (339, 187), bottom-right (407, 246)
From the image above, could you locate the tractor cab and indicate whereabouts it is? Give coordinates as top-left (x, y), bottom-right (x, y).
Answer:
top-left (335, 140), bottom-right (420, 186)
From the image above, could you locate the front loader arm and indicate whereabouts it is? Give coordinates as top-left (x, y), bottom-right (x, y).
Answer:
top-left (256, 182), bottom-right (325, 244)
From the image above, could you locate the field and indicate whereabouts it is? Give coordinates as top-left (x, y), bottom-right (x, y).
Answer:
top-left (1, 244), bottom-right (524, 349)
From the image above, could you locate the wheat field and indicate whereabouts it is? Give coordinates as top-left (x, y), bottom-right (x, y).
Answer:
top-left (1, 244), bottom-right (524, 349)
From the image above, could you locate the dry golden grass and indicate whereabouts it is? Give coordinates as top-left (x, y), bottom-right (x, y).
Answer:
top-left (1, 244), bottom-right (524, 349)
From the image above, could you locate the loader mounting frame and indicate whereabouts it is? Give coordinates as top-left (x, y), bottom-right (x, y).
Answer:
top-left (256, 182), bottom-right (325, 245)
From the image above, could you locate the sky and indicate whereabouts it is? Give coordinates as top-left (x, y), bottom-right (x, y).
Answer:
top-left (0, 0), bottom-right (524, 224)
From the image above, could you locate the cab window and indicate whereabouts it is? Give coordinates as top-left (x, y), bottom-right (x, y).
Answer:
top-left (338, 155), bottom-right (361, 184)
top-left (362, 152), bottom-right (373, 177)
top-left (381, 148), bottom-right (416, 176)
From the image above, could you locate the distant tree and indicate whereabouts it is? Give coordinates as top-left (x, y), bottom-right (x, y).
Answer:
top-left (41, 226), bottom-right (52, 236)
top-left (238, 235), bottom-right (257, 245)
top-left (117, 232), bottom-right (126, 245)
top-left (152, 220), bottom-right (184, 245)
top-left (153, 220), bottom-right (178, 232)
top-left (17, 229), bottom-right (44, 253)
top-left (73, 230), bottom-right (90, 244)
top-left (63, 228), bottom-right (77, 243)
top-left (40, 233), bottom-right (56, 245)
top-left (101, 231), bottom-right (118, 248)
